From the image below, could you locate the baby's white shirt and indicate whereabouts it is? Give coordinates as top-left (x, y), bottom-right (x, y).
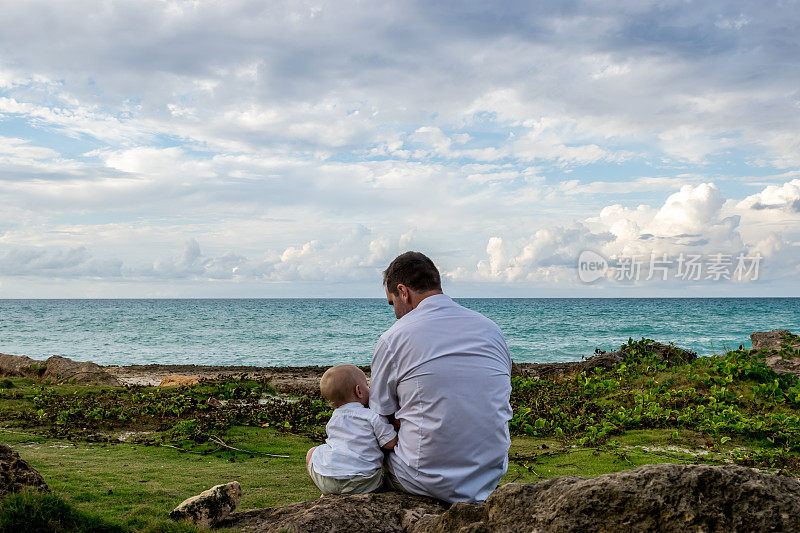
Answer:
top-left (311, 402), bottom-right (397, 479)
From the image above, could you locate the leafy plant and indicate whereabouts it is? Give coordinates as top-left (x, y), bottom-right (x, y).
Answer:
top-left (509, 339), bottom-right (800, 459)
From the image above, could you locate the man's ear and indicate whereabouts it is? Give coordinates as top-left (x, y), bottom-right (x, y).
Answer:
top-left (396, 283), bottom-right (411, 303)
top-left (354, 383), bottom-right (365, 398)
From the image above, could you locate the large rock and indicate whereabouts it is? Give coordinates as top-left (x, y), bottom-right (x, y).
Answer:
top-left (42, 355), bottom-right (120, 386)
top-left (0, 353), bottom-right (45, 379)
top-left (514, 341), bottom-right (696, 381)
top-left (751, 330), bottom-right (800, 377)
top-left (218, 490), bottom-right (448, 532)
top-left (751, 329), bottom-right (800, 351)
top-left (171, 481), bottom-right (242, 527)
top-left (412, 464), bottom-right (800, 533)
top-left (0, 444), bottom-right (49, 498)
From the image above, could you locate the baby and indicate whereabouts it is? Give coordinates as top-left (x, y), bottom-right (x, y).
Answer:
top-left (305, 364), bottom-right (398, 495)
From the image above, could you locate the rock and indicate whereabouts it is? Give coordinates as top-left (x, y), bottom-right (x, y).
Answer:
top-left (751, 329), bottom-right (800, 352)
top-left (0, 353), bottom-right (45, 379)
top-left (160, 374), bottom-right (202, 387)
top-left (512, 360), bottom-right (590, 381)
top-left (0, 353), bottom-right (120, 386)
top-left (220, 464), bottom-right (800, 532)
top-left (0, 444), bottom-right (50, 498)
top-left (751, 330), bottom-right (800, 377)
top-left (170, 481), bottom-right (242, 527)
top-left (206, 396), bottom-right (223, 408)
top-left (412, 464), bottom-right (800, 533)
top-left (512, 354), bottom-right (623, 381)
top-left (412, 502), bottom-right (484, 533)
top-left (42, 355), bottom-right (120, 386)
top-left (510, 361), bottom-right (527, 378)
top-left (218, 490), bottom-right (448, 532)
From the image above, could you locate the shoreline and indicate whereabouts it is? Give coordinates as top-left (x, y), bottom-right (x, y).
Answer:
top-left (89, 356), bottom-right (648, 391)
top-left (103, 362), bottom-right (548, 394)
top-left (3, 329), bottom-right (798, 395)
top-left (103, 363), bottom-right (363, 394)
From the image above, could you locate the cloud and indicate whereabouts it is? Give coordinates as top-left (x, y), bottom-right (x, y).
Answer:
top-left (471, 181), bottom-right (799, 285)
top-left (2, 1), bottom-right (799, 164)
top-left (0, 229), bottom-right (418, 284)
top-left (0, 136), bottom-right (86, 178)
top-left (0, 1), bottom-right (799, 295)
top-left (474, 223), bottom-right (613, 282)
top-left (0, 180), bottom-right (798, 293)
top-left (736, 179), bottom-right (800, 212)
top-left (0, 246), bottom-right (122, 277)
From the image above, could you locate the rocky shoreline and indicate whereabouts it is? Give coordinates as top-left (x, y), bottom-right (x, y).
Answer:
top-left (2, 329), bottom-right (798, 393)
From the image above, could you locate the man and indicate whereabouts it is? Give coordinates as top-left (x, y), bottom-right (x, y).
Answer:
top-left (369, 251), bottom-right (513, 503)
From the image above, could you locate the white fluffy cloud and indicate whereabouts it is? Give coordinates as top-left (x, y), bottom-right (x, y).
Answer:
top-left (4, 180), bottom-right (794, 291)
top-left (471, 181), bottom-right (800, 287)
top-left (737, 179), bottom-right (800, 213)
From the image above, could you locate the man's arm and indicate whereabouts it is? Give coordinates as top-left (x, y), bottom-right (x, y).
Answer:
top-left (368, 338), bottom-right (400, 416)
top-left (381, 436), bottom-right (398, 450)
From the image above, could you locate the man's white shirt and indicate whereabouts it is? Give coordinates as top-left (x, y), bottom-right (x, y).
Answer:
top-left (311, 402), bottom-right (397, 479)
top-left (369, 294), bottom-right (512, 503)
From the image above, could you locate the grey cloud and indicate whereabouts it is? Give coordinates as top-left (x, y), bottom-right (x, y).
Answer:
top-left (3, 1), bottom-right (797, 112)
top-left (1, 0), bottom-right (797, 179)
top-left (751, 200), bottom-right (800, 212)
top-left (0, 246), bottom-right (122, 277)
top-left (680, 238), bottom-right (710, 247)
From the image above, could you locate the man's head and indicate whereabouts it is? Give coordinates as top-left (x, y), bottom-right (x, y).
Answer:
top-left (319, 364), bottom-right (369, 408)
top-left (383, 251), bottom-right (443, 319)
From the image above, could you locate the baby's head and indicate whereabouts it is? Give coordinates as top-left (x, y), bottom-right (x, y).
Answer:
top-left (320, 364), bottom-right (369, 408)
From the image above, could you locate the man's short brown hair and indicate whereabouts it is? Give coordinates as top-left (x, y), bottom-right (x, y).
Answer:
top-left (383, 251), bottom-right (442, 295)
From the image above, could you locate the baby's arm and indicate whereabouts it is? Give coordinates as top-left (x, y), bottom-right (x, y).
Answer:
top-left (386, 414), bottom-right (400, 431)
top-left (371, 412), bottom-right (398, 450)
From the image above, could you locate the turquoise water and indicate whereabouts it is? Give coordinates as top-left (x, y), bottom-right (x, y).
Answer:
top-left (1, 298), bottom-right (798, 367)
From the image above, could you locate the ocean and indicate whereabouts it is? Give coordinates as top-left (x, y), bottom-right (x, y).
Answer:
top-left (1, 298), bottom-right (798, 367)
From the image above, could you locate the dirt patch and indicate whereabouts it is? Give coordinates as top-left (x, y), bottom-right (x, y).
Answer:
top-left (103, 364), bottom-right (370, 396)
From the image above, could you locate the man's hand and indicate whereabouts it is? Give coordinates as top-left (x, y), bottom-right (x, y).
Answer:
top-left (381, 436), bottom-right (398, 450)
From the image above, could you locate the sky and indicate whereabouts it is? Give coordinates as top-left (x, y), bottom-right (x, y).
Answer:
top-left (0, 0), bottom-right (799, 298)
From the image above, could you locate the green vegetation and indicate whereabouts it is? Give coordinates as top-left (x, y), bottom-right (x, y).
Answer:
top-left (0, 490), bottom-right (125, 533)
top-left (1, 338), bottom-right (799, 531)
top-left (509, 338), bottom-right (800, 474)
top-left (5, 377), bottom-right (328, 444)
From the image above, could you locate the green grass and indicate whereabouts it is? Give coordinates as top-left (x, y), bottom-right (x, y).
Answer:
top-left (3, 425), bottom-right (717, 530)
top-left (3, 426), bottom-right (318, 531)
top-left (503, 428), bottom-right (730, 484)
top-left (0, 489), bottom-right (125, 532)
